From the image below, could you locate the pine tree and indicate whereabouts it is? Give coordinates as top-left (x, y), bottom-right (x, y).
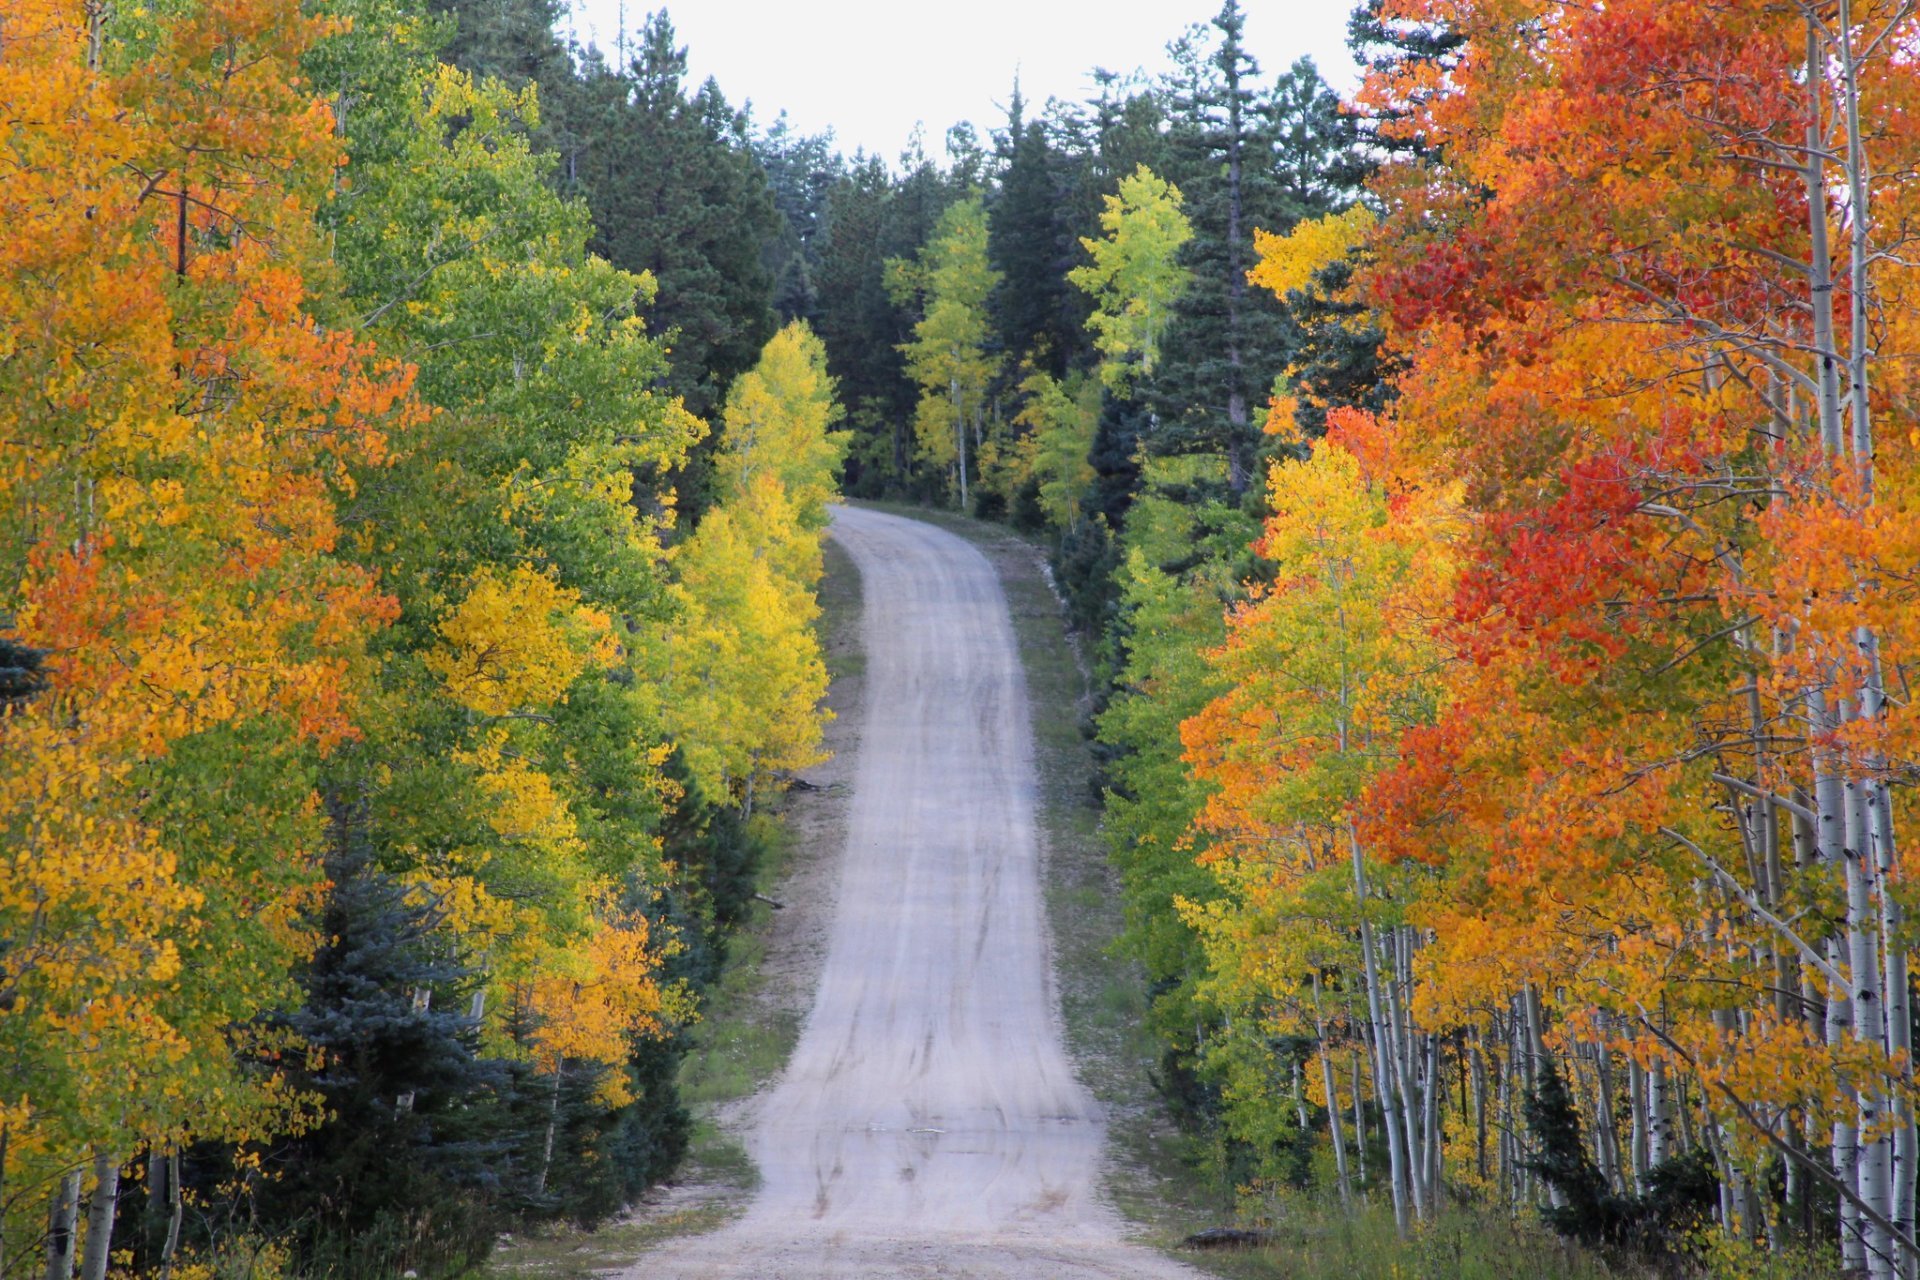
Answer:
top-left (1151, 9), bottom-right (1353, 493)
top-left (989, 81), bottom-right (1074, 376)
top-left (814, 156), bottom-right (912, 493)
top-left (755, 113), bottom-right (845, 323)
top-left (262, 801), bottom-right (506, 1275)
top-left (585, 15), bottom-right (777, 422)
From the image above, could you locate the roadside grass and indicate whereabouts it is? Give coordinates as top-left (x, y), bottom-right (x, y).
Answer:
top-left (477, 1200), bottom-right (739, 1280)
top-left (862, 500), bottom-right (1659, 1280)
top-left (483, 533), bottom-right (864, 1278)
top-left (678, 816), bottom-right (799, 1120)
top-left (817, 532), bottom-right (865, 684)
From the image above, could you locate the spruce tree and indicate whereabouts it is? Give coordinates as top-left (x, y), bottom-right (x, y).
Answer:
top-left (1150, 8), bottom-right (1353, 494)
top-left (584, 15), bottom-right (777, 423)
top-left (0, 636), bottom-right (46, 710)
top-left (258, 801), bottom-right (506, 1276)
top-left (989, 81), bottom-right (1073, 375)
top-left (754, 116), bottom-right (844, 324)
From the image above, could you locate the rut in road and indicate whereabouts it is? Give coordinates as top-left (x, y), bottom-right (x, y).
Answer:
top-left (628, 505), bottom-right (1199, 1278)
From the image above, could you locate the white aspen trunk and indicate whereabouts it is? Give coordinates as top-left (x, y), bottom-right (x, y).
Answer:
top-left (45, 1169), bottom-right (80, 1280)
top-left (1513, 1010), bottom-right (1534, 1205)
top-left (1352, 825), bottom-right (1411, 1231)
top-left (535, 1063), bottom-right (564, 1197)
top-left (159, 1151), bottom-right (182, 1280)
top-left (1422, 1036), bottom-right (1442, 1205)
top-left (1798, 19), bottom-right (1886, 1255)
top-left (1836, 0), bottom-right (1873, 464)
top-left (1831, 5), bottom-right (1908, 1253)
top-left (1677, 1074), bottom-right (1697, 1155)
top-left (1321, 1045), bottom-right (1352, 1206)
top-left (1648, 1056), bottom-right (1671, 1169)
top-left (1594, 1038), bottom-right (1622, 1192)
top-left (1472, 1039), bottom-right (1490, 1185)
top-left (949, 367), bottom-right (967, 510)
top-left (1849, 769), bottom-right (1895, 1279)
top-left (1804, 21), bottom-right (1847, 452)
top-left (1630, 1056), bottom-right (1649, 1190)
top-left (1707, 1120), bottom-right (1738, 1236)
top-left (1311, 974), bottom-right (1352, 1206)
top-left (1383, 927), bottom-right (1428, 1220)
top-left (78, 1153), bottom-right (118, 1280)
top-left (1872, 775), bottom-right (1916, 1267)
top-left (1523, 986), bottom-right (1566, 1208)
top-left (1785, 1111), bottom-right (1803, 1243)
top-left (1497, 1034), bottom-right (1517, 1205)
top-left (1351, 1048), bottom-right (1369, 1188)
top-left (1364, 956), bottom-right (1412, 1229)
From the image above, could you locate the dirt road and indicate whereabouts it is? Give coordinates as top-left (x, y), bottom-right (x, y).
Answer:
top-left (630, 505), bottom-right (1198, 1278)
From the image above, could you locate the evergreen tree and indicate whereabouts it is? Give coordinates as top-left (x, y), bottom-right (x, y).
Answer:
top-left (814, 141), bottom-right (968, 498)
top-left (583, 14), bottom-right (777, 423)
top-left (259, 802), bottom-right (506, 1276)
top-left (0, 636), bottom-right (46, 710)
top-left (755, 113), bottom-right (845, 323)
top-left (419, 4), bottom-right (781, 433)
top-left (1151, 8), bottom-right (1352, 494)
top-left (989, 81), bottom-right (1073, 375)
top-left (814, 156), bottom-right (912, 493)
top-left (427, 0), bottom-right (571, 100)
top-left (1347, 0), bottom-right (1465, 161)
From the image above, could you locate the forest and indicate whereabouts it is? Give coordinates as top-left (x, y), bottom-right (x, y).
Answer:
top-left (8, 0), bottom-right (1920, 1277)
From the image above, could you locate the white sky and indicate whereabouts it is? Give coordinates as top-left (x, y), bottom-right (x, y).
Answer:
top-left (565, 0), bottom-right (1361, 162)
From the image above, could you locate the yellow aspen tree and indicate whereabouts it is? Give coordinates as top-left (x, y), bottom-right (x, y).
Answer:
top-left (889, 196), bottom-right (1001, 508)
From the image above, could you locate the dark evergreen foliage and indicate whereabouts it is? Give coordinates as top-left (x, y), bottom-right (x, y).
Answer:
top-left (754, 114), bottom-right (846, 323)
top-left (1150, 14), bottom-right (1356, 491)
top-left (255, 800), bottom-right (508, 1277)
top-left (1523, 1062), bottom-right (1719, 1265)
top-left (1277, 251), bottom-right (1395, 439)
top-left (0, 635), bottom-right (47, 710)
top-left (988, 82), bottom-right (1075, 377)
top-left (580, 16), bottom-right (778, 425)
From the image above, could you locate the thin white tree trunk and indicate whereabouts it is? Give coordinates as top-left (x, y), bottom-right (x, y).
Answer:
top-left (535, 1063), bottom-right (564, 1197)
top-left (45, 1169), bottom-right (79, 1280)
top-left (1351, 1048), bottom-right (1369, 1188)
top-left (1630, 1056), bottom-right (1648, 1190)
top-left (1312, 973), bottom-right (1351, 1206)
top-left (78, 1153), bottom-right (118, 1280)
top-left (1648, 1056), bottom-right (1671, 1169)
top-left (1382, 926), bottom-right (1427, 1220)
top-left (159, 1150), bottom-right (183, 1280)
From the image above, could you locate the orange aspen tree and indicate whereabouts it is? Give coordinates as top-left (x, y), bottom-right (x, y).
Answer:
top-left (1344, 0), bottom-right (1920, 1266)
top-left (0, 0), bottom-right (419, 1264)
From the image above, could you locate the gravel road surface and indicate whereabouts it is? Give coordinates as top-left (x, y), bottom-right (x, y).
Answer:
top-left (628, 505), bottom-right (1197, 1278)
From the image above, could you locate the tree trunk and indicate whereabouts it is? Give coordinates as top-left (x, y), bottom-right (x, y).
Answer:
top-left (159, 1151), bottom-right (182, 1280)
top-left (1352, 826), bottom-right (1410, 1231)
top-left (78, 1153), bottom-right (118, 1280)
top-left (1311, 973), bottom-right (1351, 1206)
top-left (45, 1169), bottom-right (80, 1280)
top-left (1648, 1056), bottom-right (1671, 1169)
top-left (535, 1063), bottom-right (564, 1197)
